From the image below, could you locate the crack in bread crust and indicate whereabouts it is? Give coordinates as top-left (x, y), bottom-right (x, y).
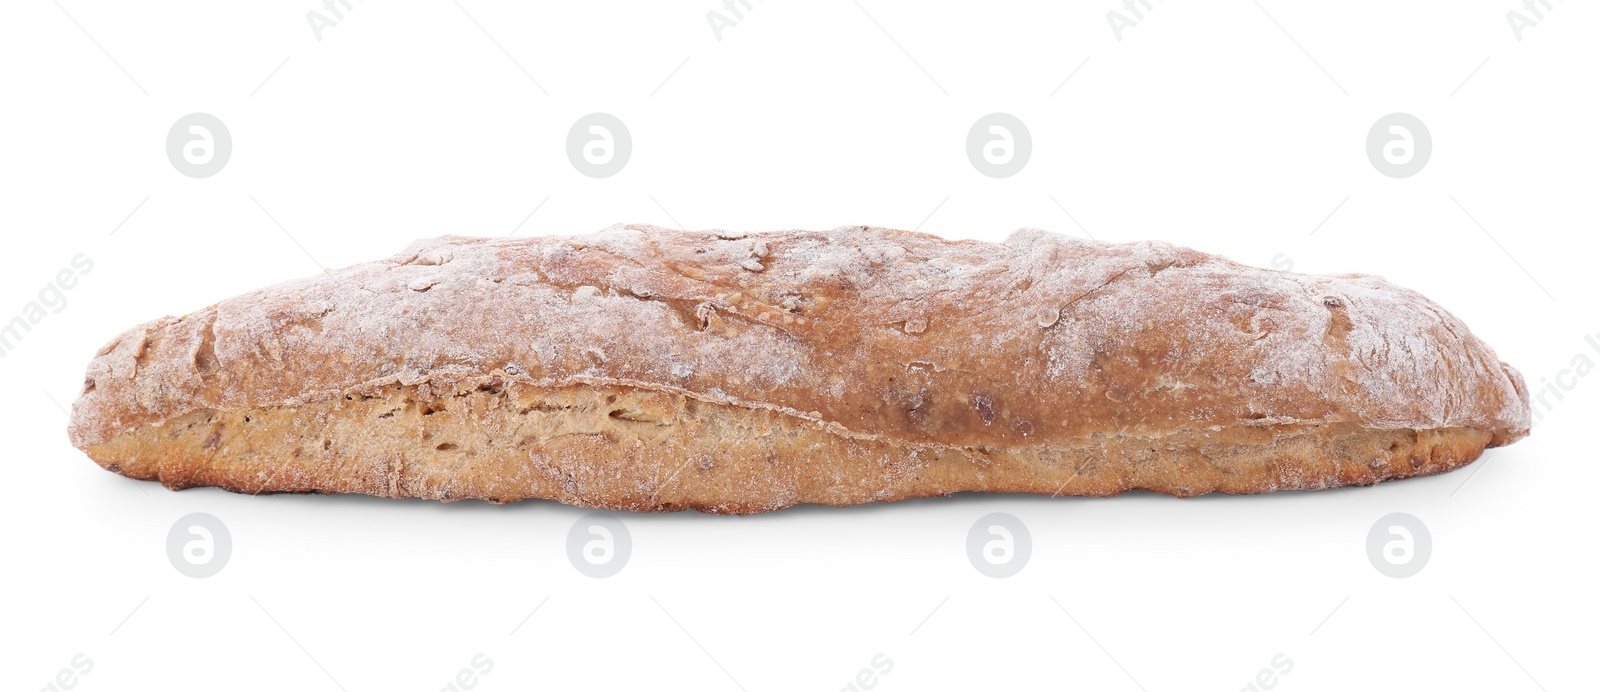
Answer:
top-left (84, 381), bottom-right (1496, 515)
top-left (69, 226), bottom-right (1531, 449)
top-left (67, 225), bottom-right (1530, 511)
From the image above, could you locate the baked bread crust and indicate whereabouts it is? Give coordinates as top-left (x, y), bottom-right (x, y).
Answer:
top-left (68, 225), bottom-right (1530, 513)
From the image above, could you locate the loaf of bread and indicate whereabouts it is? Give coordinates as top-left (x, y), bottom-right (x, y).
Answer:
top-left (68, 224), bottom-right (1530, 513)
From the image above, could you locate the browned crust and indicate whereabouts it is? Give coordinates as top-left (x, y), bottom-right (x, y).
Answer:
top-left (82, 378), bottom-right (1498, 514)
top-left (68, 225), bottom-right (1530, 512)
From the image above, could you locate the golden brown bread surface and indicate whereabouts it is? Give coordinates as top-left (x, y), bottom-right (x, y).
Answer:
top-left (68, 225), bottom-right (1530, 513)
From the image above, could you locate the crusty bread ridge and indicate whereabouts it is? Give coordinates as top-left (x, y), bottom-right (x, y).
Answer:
top-left (68, 224), bottom-right (1530, 513)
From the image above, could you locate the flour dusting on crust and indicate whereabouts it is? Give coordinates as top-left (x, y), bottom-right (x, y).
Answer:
top-left (69, 225), bottom-right (1530, 452)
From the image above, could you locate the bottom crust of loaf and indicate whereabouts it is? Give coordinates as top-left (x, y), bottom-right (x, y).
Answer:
top-left (81, 380), bottom-right (1501, 514)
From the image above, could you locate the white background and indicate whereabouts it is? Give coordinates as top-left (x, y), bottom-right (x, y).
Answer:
top-left (2, 1), bottom-right (1595, 690)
